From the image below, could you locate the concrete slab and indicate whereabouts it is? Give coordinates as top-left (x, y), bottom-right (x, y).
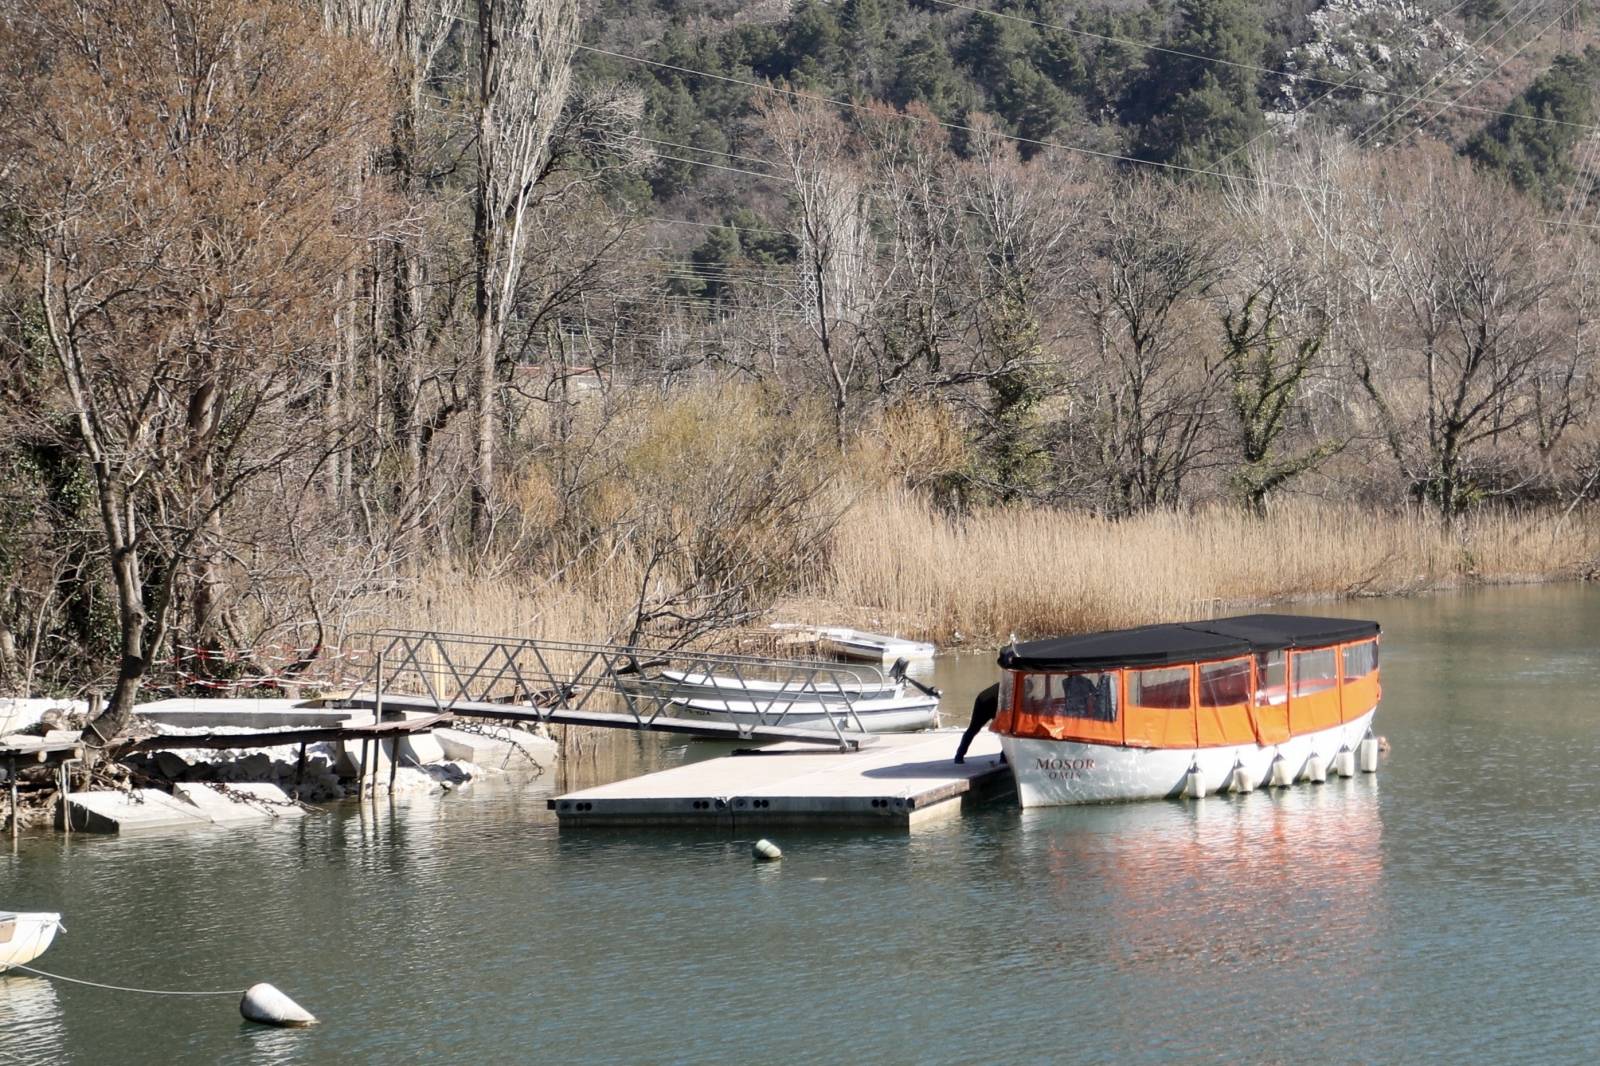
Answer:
top-left (134, 698), bottom-right (353, 729)
top-left (398, 732), bottom-right (446, 766)
top-left (550, 729), bottom-right (1010, 829)
top-left (66, 790), bottom-right (217, 833)
top-left (172, 782), bottom-right (305, 823)
top-left (434, 727), bottom-right (556, 773)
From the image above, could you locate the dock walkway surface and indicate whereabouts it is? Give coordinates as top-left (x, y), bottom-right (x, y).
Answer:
top-left (550, 729), bottom-right (1010, 829)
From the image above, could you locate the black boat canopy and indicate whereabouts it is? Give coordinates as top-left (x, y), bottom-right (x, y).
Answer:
top-left (997, 614), bottom-right (1380, 672)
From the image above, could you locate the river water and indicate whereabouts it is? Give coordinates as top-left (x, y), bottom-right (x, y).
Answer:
top-left (5, 584), bottom-right (1600, 1063)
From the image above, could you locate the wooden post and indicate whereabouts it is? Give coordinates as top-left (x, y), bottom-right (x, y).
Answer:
top-left (293, 741), bottom-right (308, 801)
top-left (374, 651), bottom-right (384, 727)
top-left (387, 734), bottom-right (399, 794)
top-left (9, 755), bottom-right (17, 844)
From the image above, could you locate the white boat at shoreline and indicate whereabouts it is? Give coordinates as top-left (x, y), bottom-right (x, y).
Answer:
top-left (992, 614), bottom-right (1382, 805)
top-left (649, 668), bottom-right (904, 704)
top-left (813, 628), bottom-right (935, 664)
top-left (671, 693), bottom-right (941, 733)
top-left (0, 913), bottom-right (62, 973)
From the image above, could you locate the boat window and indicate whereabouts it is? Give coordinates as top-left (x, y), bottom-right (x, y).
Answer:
top-left (1342, 640), bottom-right (1378, 679)
top-left (1255, 650), bottom-right (1286, 706)
top-left (1292, 648), bottom-right (1338, 696)
top-left (1023, 672), bottom-right (1118, 722)
top-left (1131, 666), bottom-right (1192, 709)
top-left (1199, 658), bottom-right (1251, 707)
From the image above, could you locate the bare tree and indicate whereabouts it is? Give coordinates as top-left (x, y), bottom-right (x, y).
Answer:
top-left (1351, 159), bottom-right (1568, 517)
top-left (761, 96), bottom-right (882, 445)
top-left (470, 0), bottom-right (579, 539)
top-left (0, 0), bottom-right (394, 737)
top-left (1067, 177), bottom-right (1227, 512)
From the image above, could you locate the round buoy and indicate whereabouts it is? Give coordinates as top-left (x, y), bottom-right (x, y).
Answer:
top-left (1268, 755), bottom-right (1293, 788)
top-left (752, 839), bottom-right (782, 862)
top-left (1305, 755), bottom-right (1328, 784)
top-left (1183, 764), bottom-right (1206, 799)
top-left (1358, 732), bottom-right (1380, 773)
top-left (240, 983), bottom-right (317, 1027)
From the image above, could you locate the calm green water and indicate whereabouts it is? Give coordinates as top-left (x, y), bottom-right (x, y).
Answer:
top-left (6, 585), bottom-right (1600, 1064)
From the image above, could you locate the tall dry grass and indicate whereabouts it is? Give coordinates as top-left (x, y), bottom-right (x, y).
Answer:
top-left (809, 490), bottom-right (1600, 642)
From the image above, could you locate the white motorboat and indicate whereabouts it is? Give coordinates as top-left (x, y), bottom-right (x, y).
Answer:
top-left (0, 913), bottom-right (62, 972)
top-left (650, 669), bottom-right (904, 704)
top-left (813, 628), bottom-right (936, 664)
top-left (671, 693), bottom-right (941, 733)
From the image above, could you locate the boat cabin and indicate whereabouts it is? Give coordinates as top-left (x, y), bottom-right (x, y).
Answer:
top-left (992, 614), bottom-right (1380, 749)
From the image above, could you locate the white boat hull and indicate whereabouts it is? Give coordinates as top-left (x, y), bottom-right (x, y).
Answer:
top-left (815, 629), bottom-right (936, 664)
top-left (1002, 707), bottom-right (1377, 805)
top-left (0, 913), bottom-right (62, 972)
top-left (648, 670), bottom-right (903, 704)
top-left (673, 695), bottom-right (940, 733)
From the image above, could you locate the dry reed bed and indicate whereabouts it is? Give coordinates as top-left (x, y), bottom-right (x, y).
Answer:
top-left (815, 492), bottom-right (1600, 642)
top-left (366, 494), bottom-right (1600, 657)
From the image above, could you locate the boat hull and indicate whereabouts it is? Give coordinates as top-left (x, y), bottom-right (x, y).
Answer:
top-left (673, 696), bottom-right (940, 733)
top-left (0, 913), bottom-right (62, 972)
top-left (815, 629), bottom-right (936, 664)
top-left (645, 670), bottom-right (904, 704)
top-left (1002, 707), bottom-right (1377, 805)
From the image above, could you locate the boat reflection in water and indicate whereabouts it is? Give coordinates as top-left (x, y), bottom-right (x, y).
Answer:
top-left (0, 975), bottom-right (65, 1062)
top-left (1016, 776), bottom-right (1387, 1005)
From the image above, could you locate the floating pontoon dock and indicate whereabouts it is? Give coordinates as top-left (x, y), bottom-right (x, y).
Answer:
top-left (341, 630), bottom-right (1010, 829)
top-left (548, 730), bottom-right (1008, 829)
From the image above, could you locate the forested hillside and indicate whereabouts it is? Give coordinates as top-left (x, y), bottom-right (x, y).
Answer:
top-left (4, 0), bottom-right (1600, 732)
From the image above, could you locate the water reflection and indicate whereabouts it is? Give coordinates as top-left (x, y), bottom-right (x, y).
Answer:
top-left (0, 976), bottom-right (64, 1063)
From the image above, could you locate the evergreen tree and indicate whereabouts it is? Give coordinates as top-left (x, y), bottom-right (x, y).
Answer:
top-left (1465, 51), bottom-right (1599, 208)
top-left (890, 30), bottom-right (969, 116)
top-left (1129, 0), bottom-right (1266, 170)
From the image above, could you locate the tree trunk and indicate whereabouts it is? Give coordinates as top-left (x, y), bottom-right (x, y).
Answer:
top-left (470, 0), bottom-right (498, 544)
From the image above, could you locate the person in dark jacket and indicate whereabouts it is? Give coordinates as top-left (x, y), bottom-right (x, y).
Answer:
top-left (954, 682), bottom-right (1002, 764)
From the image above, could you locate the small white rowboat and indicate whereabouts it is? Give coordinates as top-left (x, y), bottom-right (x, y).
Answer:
top-left (0, 913), bottom-right (62, 973)
top-left (814, 628), bottom-right (936, 664)
top-left (653, 669), bottom-right (904, 704)
top-left (672, 693), bottom-right (940, 733)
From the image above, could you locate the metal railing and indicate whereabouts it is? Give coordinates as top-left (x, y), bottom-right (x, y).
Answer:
top-left (350, 629), bottom-right (916, 747)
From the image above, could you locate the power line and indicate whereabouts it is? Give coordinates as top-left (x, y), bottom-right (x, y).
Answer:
top-left (1391, 0), bottom-right (1586, 149)
top-left (1357, 0), bottom-right (1547, 149)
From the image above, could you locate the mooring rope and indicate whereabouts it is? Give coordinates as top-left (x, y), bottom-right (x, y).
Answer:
top-left (9, 962), bottom-right (244, 996)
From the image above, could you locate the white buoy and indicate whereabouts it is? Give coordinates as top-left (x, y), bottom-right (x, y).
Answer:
top-left (1268, 755), bottom-right (1294, 788)
top-left (1305, 755), bottom-right (1327, 784)
top-left (240, 983), bottom-right (317, 1027)
top-left (1334, 748), bottom-right (1356, 778)
top-left (1183, 763), bottom-right (1206, 799)
top-left (1358, 731), bottom-right (1380, 773)
top-left (752, 838), bottom-right (782, 862)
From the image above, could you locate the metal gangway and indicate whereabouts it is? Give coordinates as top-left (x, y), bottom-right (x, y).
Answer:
top-left (342, 629), bottom-right (936, 750)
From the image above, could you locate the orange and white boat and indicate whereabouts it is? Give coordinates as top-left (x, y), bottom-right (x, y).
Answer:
top-left (992, 614), bottom-right (1381, 805)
